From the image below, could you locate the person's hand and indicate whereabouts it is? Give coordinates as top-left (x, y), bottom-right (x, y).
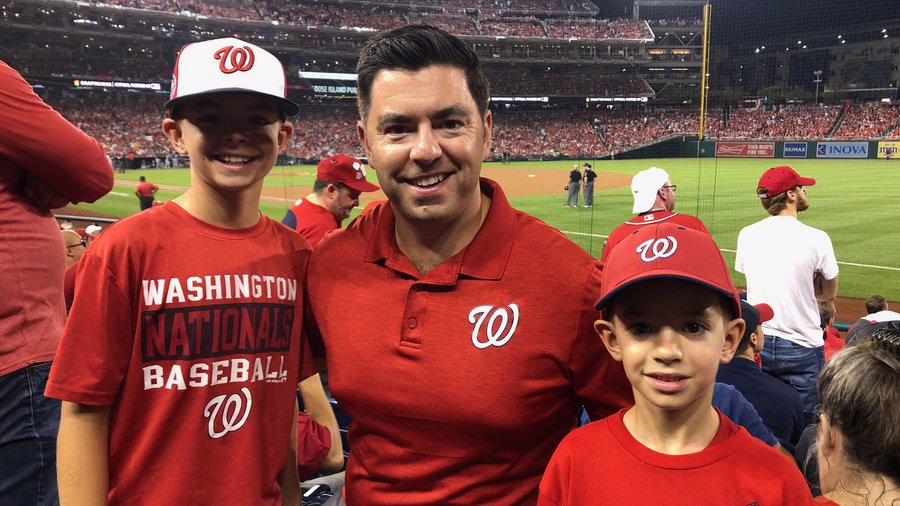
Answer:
top-left (22, 172), bottom-right (70, 209)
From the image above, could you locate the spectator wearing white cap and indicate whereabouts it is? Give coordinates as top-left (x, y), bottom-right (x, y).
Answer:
top-left (47, 37), bottom-right (313, 505)
top-left (281, 154), bottom-right (379, 247)
top-left (735, 166), bottom-right (839, 426)
top-left (599, 166), bottom-right (707, 265)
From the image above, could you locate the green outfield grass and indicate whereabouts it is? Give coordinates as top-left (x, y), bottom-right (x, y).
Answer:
top-left (72, 158), bottom-right (900, 299)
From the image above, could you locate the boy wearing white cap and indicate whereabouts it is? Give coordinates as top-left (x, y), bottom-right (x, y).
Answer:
top-left (47, 38), bottom-right (315, 504)
top-left (539, 223), bottom-right (812, 505)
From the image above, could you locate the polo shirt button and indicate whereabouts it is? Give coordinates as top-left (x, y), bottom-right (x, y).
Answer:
top-left (407, 318), bottom-right (417, 329)
top-left (413, 284), bottom-right (422, 291)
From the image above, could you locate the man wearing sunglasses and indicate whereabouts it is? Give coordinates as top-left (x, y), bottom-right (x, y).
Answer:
top-left (599, 166), bottom-right (708, 265)
top-left (735, 166), bottom-right (839, 427)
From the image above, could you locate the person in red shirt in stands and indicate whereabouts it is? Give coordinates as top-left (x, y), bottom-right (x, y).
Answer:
top-left (600, 166), bottom-right (707, 265)
top-left (281, 154), bottom-right (379, 247)
top-left (306, 25), bottom-right (630, 505)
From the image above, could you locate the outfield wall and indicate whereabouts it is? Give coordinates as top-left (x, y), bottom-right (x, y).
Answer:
top-left (615, 139), bottom-right (900, 160)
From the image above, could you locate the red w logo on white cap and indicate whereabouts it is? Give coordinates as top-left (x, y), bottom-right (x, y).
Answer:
top-left (214, 45), bottom-right (255, 74)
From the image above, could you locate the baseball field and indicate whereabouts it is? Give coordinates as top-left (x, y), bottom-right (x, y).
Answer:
top-left (64, 157), bottom-right (899, 305)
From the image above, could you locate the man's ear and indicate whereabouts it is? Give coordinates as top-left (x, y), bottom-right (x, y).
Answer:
top-left (721, 317), bottom-right (746, 363)
top-left (357, 121), bottom-right (373, 160)
top-left (595, 319), bottom-right (623, 362)
top-left (481, 110), bottom-right (493, 160)
top-left (162, 118), bottom-right (187, 155)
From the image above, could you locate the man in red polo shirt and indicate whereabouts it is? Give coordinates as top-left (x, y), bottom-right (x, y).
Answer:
top-left (306, 25), bottom-right (631, 505)
top-left (281, 154), bottom-right (379, 247)
top-left (600, 166), bottom-right (708, 265)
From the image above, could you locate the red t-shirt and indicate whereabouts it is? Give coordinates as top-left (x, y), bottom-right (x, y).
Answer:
top-left (135, 180), bottom-right (158, 197)
top-left (307, 178), bottom-right (632, 505)
top-left (285, 198), bottom-right (340, 247)
top-left (539, 408), bottom-right (815, 506)
top-left (46, 202), bottom-right (316, 504)
top-left (600, 211), bottom-right (709, 265)
top-left (0, 60), bottom-right (112, 376)
top-left (823, 326), bottom-right (845, 361)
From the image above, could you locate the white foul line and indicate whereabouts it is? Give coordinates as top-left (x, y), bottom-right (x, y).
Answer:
top-left (563, 231), bottom-right (900, 272)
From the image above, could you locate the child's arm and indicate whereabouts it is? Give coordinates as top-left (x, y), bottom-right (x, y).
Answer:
top-left (57, 401), bottom-right (111, 505)
top-left (281, 401), bottom-right (301, 505)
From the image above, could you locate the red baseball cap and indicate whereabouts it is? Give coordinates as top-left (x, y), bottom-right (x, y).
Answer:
top-left (594, 222), bottom-right (741, 318)
top-left (756, 166), bottom-right (815, 198)
top-left (316, 154), bottom-right (380, 193)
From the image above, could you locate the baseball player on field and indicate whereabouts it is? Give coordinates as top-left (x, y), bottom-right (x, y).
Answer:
top-left (305, 25), bottom-right (631, 505)
top-left (46, 38), bottom-right (315, 504)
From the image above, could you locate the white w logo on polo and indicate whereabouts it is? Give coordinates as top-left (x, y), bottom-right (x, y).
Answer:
top-left (469, 304), bottom-right (520, 349)
top-left (203, 387), bottom-right (252, 439)
top-left (636, 236), bottom-right (678, 262)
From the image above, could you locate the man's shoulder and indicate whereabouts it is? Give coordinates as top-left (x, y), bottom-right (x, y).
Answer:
top-left (513, 209), bottom-right (593, 261)
top-left (313, 200), bottom-right (383, 255)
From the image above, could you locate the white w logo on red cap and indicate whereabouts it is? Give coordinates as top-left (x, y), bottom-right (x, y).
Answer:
top-left (636, 236), bottom-right (678, 262)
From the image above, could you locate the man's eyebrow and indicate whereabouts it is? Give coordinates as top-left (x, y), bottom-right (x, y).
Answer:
top-left (376, 113), bottom-right (412, 129)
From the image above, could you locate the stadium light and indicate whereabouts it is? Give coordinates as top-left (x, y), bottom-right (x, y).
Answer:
top-left (813, 70), bottom-right (823, 104)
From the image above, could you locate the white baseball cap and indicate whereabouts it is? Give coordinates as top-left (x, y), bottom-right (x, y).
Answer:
top-left (166, 37), bottom-right (298, 116)
top-left (631, 167), bottom-right (670, 214)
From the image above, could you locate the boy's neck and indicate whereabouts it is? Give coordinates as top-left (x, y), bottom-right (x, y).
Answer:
top-left (623, 399), bottom-right (720, 455)
top-left (174, 188), bottom-right (262, 229)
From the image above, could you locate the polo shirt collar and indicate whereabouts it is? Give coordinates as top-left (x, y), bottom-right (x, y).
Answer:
top-left (364, 178), bottom-right (516, 281)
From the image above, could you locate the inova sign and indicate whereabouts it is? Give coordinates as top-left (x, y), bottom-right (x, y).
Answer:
top-left (815, 142), bottom-right (869, 158)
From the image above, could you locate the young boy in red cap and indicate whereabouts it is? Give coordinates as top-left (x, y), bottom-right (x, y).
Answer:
top-left (539, 223), bottom-right (812, 505)
top-left (46, 38), bottom-right (315, 504)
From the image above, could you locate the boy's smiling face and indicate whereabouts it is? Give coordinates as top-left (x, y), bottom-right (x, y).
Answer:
top-left (595, 278), bottom-right (744, 415)
top-left (163, 92), bottom-right (293, 195)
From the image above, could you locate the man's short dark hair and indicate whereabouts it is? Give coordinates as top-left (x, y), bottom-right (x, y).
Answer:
top-left (865, 294), bottom-right (887, 314)
top-left (312, 179), bottom-right (347, 193)
top-left (356, 24), bottom-right (491, 121)
top-left (139, 176), bottom-right (146, 182)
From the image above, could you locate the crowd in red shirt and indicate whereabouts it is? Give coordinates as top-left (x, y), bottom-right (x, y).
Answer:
top-left (36, 87), bottom-right (900, 159)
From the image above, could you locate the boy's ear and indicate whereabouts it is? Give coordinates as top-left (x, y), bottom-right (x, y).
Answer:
top-left (277, 121), bottom-right (294, 151)
top-left (720, 317), bottom-right (746, 363)
top-left (162, 118), bottom-right (187, 155)
top-left (595, 319), bottom-right (623, 362)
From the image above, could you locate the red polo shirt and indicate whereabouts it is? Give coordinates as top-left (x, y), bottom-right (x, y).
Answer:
top-left (601, 210), bottom-right (709, 265)
top-left (308, 178), bottom-right (631, 505)
top-left (282, 198), bottom-right (340, 247)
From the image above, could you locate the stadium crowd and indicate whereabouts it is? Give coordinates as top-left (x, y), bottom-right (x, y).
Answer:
top-left (19, 0), bottom-right (648, 41)
top-left (36, 87), bottom-right (900, 160)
